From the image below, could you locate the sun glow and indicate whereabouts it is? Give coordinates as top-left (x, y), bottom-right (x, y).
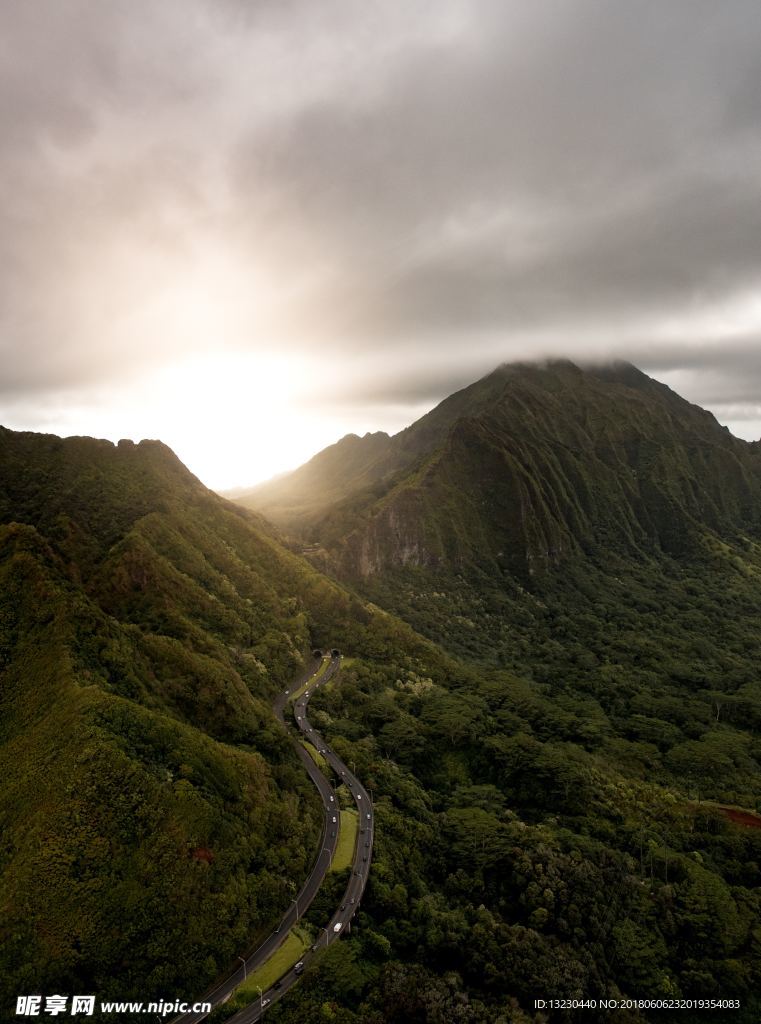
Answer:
top-left (128, 351), bottom-right (337, 490)
top-left (28, 227), bottom-right (353, 489)
top-left (8, 349), bottom-right (349, 492)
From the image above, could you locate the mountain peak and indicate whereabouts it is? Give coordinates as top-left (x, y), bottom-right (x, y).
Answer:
top-left (490, 356), bottom-right (647, 387)
top-left (241, 359), bottom-right (761, 579)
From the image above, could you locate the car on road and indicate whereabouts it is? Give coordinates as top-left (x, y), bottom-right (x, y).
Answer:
top-left (366, 813), bottom-right (371, 819)
top-left (262, 999), bottom-right (270, 1007)
top-left (332, 816), bottom-right (337, 822)
top-left (329, 795), bottom-right (334, 802)
top-left (349, 897), bottom-right (355, 904)
top-left (357, 794), bottom-right (361, 799)
top-left (294, 961), bottom-right (304, 975)
top-left (330, 830), bottom-right (336, 837)
top-left (333, 923), bottom-right (342, 933)
top-left (274, 981), bottom-right (282, 990)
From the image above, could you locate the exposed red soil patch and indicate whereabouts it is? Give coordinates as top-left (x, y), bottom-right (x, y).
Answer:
top-left (717, 806), bottom-right (761, 830)
top-left (191, 847), bottom-right (215, 863)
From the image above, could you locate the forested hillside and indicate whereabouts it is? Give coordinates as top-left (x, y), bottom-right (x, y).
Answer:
top-left (0, 427), bottom-right (422, 1014)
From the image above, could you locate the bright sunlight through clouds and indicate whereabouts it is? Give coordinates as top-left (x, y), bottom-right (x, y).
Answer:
top-left (17, 353), bottom-right (348, 491)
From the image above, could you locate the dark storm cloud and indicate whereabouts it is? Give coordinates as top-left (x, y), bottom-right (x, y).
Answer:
top-left (2, 0), bottom-right (761, 438)
top-left (231, 1), bottom-right (761, 336)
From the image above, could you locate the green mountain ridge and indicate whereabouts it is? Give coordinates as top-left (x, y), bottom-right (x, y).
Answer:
top-left (244, 360), bottom-right (761, 580)
top-left (234, 430), bottom-right (398, 535)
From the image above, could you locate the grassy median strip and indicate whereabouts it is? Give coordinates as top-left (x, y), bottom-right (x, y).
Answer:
top-left (235, 924), bottom-right (312, 999)
top-left (289, 656), bottom-right (329, 702)
top-left (330, 808), bottom-right (358, 873)
top-left (302, 740), bottom-right (329, 774)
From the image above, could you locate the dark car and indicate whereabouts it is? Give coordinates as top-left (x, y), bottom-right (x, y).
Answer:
top-left (274, 980), bottom-right (282, 990)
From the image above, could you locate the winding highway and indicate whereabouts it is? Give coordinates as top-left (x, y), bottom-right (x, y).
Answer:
top-left (171, 651), bottom-right (373, 1024)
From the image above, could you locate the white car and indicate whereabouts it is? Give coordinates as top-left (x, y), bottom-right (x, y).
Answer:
top-left (333, 922), bottom-right (342, 933)
top-left (357, 794), bottom-right (361, 800)
top-left (329, 795), bottom-right (334, 802)
top-left (332, 816), bottom-right (337, 822)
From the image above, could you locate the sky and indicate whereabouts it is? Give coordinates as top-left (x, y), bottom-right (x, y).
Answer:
top-left (2, 1), bottom-right (761, 490)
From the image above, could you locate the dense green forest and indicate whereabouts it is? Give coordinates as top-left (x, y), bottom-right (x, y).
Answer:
top-left (278, 587), bottom-right (761, 1023)
top-left (249, 546), bottom-right (761, 1023)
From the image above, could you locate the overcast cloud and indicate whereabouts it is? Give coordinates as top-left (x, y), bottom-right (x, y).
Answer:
top-left (2, 1), bottom-right (761, 487)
